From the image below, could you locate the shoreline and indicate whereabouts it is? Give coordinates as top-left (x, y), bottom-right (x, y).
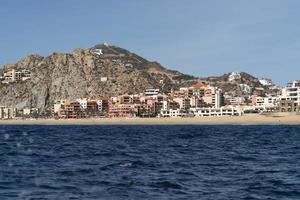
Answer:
top-left (0, 114), bottom-right (300, 125)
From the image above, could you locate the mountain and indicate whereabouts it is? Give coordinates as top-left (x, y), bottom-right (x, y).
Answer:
top-left (0, 43), bottom-right (274, 113)
top-left (0, 44), bottom-right (197, 113)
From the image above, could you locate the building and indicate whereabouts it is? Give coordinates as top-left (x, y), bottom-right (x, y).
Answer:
top-left (77, 98), bottom-right (88, 110)
top-left (279, 100), bottom-right (300, 112)
top-left (86, 101), bottom-right (98, 113)
top-left (173, 97), bottom-right (191, 110)
top-left (279, 80), bottom-right (300, 112)
top-left (190, 106), bottom-right (243, 117)
top-left (228, 72), bottom-right (241, 82)
top-left (97, 97), bottom-right (109, 114)
top-left (280, 80), bottom-right (300, 106)
top-left (2, 69), bottom-right (31, 83)
top-left (100, 77), bottom-right (107, 82)
top-left (259, 78), bottom-right (274, 87)
top-left (202, 87), bottom-right (223, 108)
top-left (225, 96), bottom-right (245, 105)
top-left (0, 107), bottom-right (17, 119)
top-left (23, 107), bottom-right (39, 116)
top-left (144, 89), bottom-right (160, 96)
top-left (53, 100), bottom-right (66, 114)
top-left (58, 101), bottom-right (84, 118)
top-left (160, 109), bottom-right (187, 118)
top-left (108, 104), bottom-right (134, 118)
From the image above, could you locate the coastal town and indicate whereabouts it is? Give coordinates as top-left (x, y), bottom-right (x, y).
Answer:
top-left (0, 69), bottom-right (299, 120)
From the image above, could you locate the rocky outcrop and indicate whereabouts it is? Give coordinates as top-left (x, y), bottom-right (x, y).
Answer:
top-left (0, 44), bottom-right (197, 112)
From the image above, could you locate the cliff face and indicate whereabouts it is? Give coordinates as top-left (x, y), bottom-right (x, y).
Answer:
top-left (0, 44), bottom-right (196, 112)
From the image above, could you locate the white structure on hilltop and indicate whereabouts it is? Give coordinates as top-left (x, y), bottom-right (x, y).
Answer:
top-left (259, 78), bottom-right (274, 87)
top-left (228, 72), bottom-right (241, 82)
top-left (100, 77), bottom-right (107, 82)
top-left (92, 49), bottom-right (103, 56)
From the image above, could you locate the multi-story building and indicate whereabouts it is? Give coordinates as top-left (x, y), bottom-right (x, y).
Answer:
top-left (190, 106), bottom-right (243, 117)
top-left (0, 107), bottom-right (17, 119)
top-left (97, 97), bottom-right (109, 114)
top-left (77, 98), bottom-right (88, 110)
top-left (2, 69), bottom-right (31, 83)
top-left (58, 101), bottom-right (84, 118)
top-left (108, 104), bottom-right (134, 118)
top-left (173, 97), bottom-right (191, 110)
top-left (279, 80), bottom-right (300, 112)
top-left (53, 100), bottom-right (66, 114)
top-left (225, 96), bottom-right (245, 105)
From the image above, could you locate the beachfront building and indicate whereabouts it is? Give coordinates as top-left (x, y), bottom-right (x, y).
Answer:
top-left (77, 98), bottom-right (88, 110)
top-left (97, 97), bottom-right (109, 114)
top-left (0, 107), bottom-right (17, 119)
top-left (190, 106), bottom-right (243, 117)
top-left (202, 87), bottom-right (223, 108)
top-left (160, 109), bottom-right (187, 118)
top-left (58, 101), bottom-right (84, 119)
top-left (53, 100), bottom-right (67, 113)
top-left (23, 107), bottom-right (39, 116)
top-left (252, 95), bottom-right (279, 108)
top-left (108, 104), bottom-right (135, 118)
top-left (279, 80), bottom-right (300, 112)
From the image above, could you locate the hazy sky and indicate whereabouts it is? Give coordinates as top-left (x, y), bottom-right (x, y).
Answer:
top-left (1, 0), bottom-right (300, 85)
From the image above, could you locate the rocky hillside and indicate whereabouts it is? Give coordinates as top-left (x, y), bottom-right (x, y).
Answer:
top-left (204, 72), bottom-right (272, 96)
top-left (0, 44), bottom-right (197, 112)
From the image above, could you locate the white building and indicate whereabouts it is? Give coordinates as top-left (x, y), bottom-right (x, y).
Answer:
top-left (259, 78), bottom-right (274, 87)
top-left (2, 69), bottom-right (31, 83)
top-left (160, 109), bottom-right (187, 118)
top-left (53, 100), bottom-right (66, 113)
top-left (0, 107), bottom-right (17, 119)
top-left (144, 89), bottom-right (160, 96)
top-left (190, 106), bottom-right (243, 117)
top-left (100, 77), bottom-right (107, 82)
top-left (280, 80), bottom-right (300, 105)
top-left (225, 96), bottom-right (245, 105)
top-left (77, 98), bottom-right (88, 110)
top-left (228, 72), bottom-right (241, 82)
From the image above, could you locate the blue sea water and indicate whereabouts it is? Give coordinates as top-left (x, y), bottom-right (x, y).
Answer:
top-left (0, 125), bottom-right (300, 200)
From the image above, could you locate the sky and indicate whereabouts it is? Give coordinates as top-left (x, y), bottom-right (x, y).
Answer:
top-left (1, 0), bottom-right (300, 86)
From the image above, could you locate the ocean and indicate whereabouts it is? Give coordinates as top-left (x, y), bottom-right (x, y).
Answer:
top-left (0, 125), bottom-right (300, 199)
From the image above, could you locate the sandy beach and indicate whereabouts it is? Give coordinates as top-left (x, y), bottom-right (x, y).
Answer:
top-left (0, 113), bottom-right (299, 125)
